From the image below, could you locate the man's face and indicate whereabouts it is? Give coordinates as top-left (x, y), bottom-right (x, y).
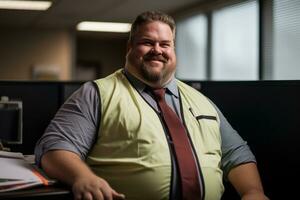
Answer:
top-left (126, 21), bottom-right (176, 87)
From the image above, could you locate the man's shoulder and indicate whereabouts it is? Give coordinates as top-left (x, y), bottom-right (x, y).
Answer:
top-left (94, 69), bottom-right (124, 84)
top-left (80, 81), bottom-right (98, 94)
top-left (176, 79), bottom-right (201, 94)
top-left (68, 81), bottom-right (99, 104)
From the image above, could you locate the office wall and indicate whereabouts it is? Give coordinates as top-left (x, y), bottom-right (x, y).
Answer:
top-left (0, 29), bottom-right (74, 80)
top-left (76, 35), bottom-right (127, 79)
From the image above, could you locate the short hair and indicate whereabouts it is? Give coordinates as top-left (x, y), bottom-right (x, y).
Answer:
top-left (128, 11), bottom-right (176, 43)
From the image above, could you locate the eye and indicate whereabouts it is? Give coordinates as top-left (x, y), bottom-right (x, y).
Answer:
top-left (143, 41), bottom-right (153, 46)
top-left (161, 43), bottom-right (171, 48)
top-left (138, 39), bottom-right (154, 46)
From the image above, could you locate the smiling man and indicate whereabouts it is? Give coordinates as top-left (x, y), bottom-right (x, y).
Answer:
top-left (35, 11), bottom-right (269, 200)
top-left (126, 18), bottom-right (176, 88)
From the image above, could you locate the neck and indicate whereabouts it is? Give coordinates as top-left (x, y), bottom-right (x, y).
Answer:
top-left (124, 65), bottom-right (173, 89)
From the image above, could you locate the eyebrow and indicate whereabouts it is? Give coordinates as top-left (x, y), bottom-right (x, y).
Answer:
top-left (138, 38), bottom-right (172, 43)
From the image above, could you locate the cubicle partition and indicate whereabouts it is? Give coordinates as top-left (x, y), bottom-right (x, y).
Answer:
top-left (1, 80), bottom-right (299, 199)
top-left (187, 80), bottom-right (300, 200)
top-left (0, 81), bottom-right (83, 154)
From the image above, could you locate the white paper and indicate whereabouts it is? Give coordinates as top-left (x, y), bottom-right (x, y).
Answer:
top-left (0, 151), bottom-right (24, 159)
top-left (0, 157), bottom-right (41, 182)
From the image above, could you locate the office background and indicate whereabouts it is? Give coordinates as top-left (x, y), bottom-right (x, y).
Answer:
top-left (0, 0), bottom-right (300, 199)
top-left (0, 0), bottom-right (299, 81)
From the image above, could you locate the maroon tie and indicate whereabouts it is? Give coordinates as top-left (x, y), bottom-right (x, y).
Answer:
top-left (151, 88), bottom-right (202, 200)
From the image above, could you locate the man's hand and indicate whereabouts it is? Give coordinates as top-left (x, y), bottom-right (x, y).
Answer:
top-left (41, 150), bottom-right (125, 200)
top-left (72, 174), bottom-right (125, 200)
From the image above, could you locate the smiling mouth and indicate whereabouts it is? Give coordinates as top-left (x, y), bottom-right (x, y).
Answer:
top-left (144, 57), bottom-right (167, 63)
top-left (143, 54), bottom-right (168, 63)
top-left (145, 60), bottom-right (165, 67)
top-left (148, 59), bottom-right (162, 63)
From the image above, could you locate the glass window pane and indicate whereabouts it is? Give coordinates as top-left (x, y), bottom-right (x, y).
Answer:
top-left (211, 1), bottom-right (259, 80)
top-left (273, 0), bottom-right (300, 80)
top-left (176, 15), bottom-right (207, 80)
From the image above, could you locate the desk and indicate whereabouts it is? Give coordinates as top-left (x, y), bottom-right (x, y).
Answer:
top-left (0, 185), bottom-right (72, 200)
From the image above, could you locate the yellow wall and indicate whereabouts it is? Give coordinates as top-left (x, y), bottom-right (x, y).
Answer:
top-left (0, 29), bottom-right (74, 80)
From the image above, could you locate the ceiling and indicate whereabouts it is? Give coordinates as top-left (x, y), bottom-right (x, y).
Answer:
top-left (0, 0), bottom-right (207, 30)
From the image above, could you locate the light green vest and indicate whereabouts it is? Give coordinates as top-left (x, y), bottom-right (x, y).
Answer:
top-left (87, 69), bottom-right (224, 200)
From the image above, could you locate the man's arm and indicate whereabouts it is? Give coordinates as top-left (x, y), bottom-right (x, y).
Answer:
top-left (228, 162), bottom-right (269, 200)
top-left (42, 150), bottom-right (125, 200)
top-left (35, 82), bottom-right (100, 164)
top-left (210, 101), bottom-right (269, 199)
top-left (35, 82), bottom-right (124, 199)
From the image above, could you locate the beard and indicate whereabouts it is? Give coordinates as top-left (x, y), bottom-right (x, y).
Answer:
top-left (139, 52), bottom-right (175, 85)
top-left (140, 61), bottom-right (165, 82)
top-left (126, 50), bottom-right (176, 86)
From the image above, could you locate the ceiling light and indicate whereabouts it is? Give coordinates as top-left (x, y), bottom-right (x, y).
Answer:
top-left (77, 22), bottom-right (131, 33)
top-left (0, 0), bottom-right (52, 11)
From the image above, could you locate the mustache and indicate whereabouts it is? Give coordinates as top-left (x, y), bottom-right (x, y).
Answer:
top-left (143, 53), bottom-right (168, 63)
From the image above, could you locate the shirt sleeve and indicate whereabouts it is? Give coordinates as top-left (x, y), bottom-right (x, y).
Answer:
top-left (34, 81), bottom-right (100, 165)
top-left (210, 101), bottom-right (257, 180)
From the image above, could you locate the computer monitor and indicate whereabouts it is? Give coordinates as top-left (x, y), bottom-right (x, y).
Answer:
top-left (0, 81), bottom-right (83, 154)
top-left (0, 82), bottom-right (62, 154)
top-left (0, 96), bottom-right (22, 146)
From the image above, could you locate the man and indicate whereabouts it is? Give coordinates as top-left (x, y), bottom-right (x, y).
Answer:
top-left (35, 11), bottom-right (269, 200)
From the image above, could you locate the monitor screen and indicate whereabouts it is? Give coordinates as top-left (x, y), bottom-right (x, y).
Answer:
top-left (0, 98), bottom-right (22, 144)
top-left (0, 81), bottom-right (83, 154)
top-left (0, 82), bottom-right (61, 154)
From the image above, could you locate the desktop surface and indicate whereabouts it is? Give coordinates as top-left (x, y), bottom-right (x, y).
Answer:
top-left (0, 185), bottom-right (72, 200)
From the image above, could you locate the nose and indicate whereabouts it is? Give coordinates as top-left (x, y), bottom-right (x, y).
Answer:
top-left (151, 43), bottom-right (162, 55)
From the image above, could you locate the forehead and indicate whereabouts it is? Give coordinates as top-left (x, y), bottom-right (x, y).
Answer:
top-left (134, 21), bottom-right (174, 41)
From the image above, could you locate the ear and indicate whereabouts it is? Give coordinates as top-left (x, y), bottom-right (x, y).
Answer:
top-left (126, 41), bottom-right (132, 54)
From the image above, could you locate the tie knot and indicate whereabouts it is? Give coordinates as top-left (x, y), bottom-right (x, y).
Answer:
top-left (151, 88), bottom-right (166, 102)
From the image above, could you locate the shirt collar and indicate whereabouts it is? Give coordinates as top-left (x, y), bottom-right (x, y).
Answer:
top-left (123, 69), bottom-right (179, 98)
